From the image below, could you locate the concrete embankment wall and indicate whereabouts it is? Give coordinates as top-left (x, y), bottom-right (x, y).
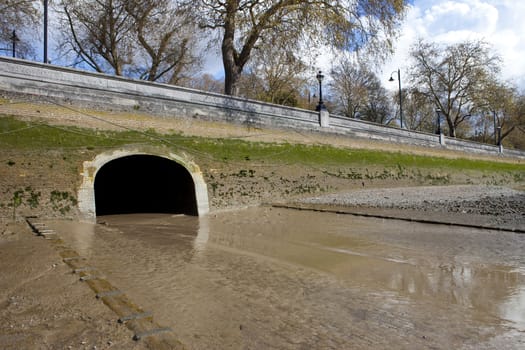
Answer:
top-left (1, 57), bottom-right (524, 160)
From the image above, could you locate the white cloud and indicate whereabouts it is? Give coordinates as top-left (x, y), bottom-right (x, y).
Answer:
top-left (382, 0), bottom-right (525, 90)
top-left (200, 1), bottom-right (525, 90)
top-left (424, 0), bottom-right (498, 38)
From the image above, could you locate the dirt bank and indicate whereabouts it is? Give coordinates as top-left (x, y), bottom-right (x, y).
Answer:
top-left (1, 97), bottom-right (524, 220)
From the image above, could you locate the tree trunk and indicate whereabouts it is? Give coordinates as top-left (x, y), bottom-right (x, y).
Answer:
top-left (222, 48), bottom-right (242, 96)
top-left (221, 0), bottom-right (241, 96)
top-left (447, 118), bottom-right (456, 138)
top-left (499, 125), bottom-right (515, 142)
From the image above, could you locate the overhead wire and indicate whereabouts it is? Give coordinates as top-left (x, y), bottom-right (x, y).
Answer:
top-left (54, 99), bottom-right (314, 165)
top-left (1, 97), bottom-right (331, 167)
top-left (0, 125), bottom-right (38, 135)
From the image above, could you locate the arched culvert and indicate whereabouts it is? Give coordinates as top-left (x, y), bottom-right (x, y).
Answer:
top-left (95, 155), bottom-right (198, 216)
top-left (78, 149), bottom-right (209, 222)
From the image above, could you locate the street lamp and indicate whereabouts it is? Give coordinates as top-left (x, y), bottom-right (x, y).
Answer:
top-left (10, 30), bottom-right (19, 58)
top-left (492, 110), bottom-right (499, 145)
top-left (43, 0), bottom-right (48, 63)
top-left (389, 69), bottom-right (404, 129)
top-left (435, 108), bottom-right (442, 135)
top-left (315, 70), bottom-right (327, 112)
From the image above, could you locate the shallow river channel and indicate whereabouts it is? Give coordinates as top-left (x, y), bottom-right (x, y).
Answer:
top-left (51, 207), bottom-right (525, 349)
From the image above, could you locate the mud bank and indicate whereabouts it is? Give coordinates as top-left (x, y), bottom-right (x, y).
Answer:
top-left (296, 185), bottom-right (525, 232)
top-left (0, 223), bottom-right (148, 350)
top-left (1, 100), bottom-right (524, 221)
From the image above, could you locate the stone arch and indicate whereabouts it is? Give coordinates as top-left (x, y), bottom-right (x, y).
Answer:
top-left (78, 148), bottom-right (209, 222)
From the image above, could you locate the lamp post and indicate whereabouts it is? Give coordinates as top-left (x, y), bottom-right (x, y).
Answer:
top-left (492, 110), bottom-right (498, 145)
top-left (43, 0), bottom-right (48, 63)
top-left (10, 30), bottom-right (19, 58)
top-left (435, 108), bottom-right (442, 135)
top-left (389, 69), bottom-right (403, 129)
top-left (315, 70), bottom-right (326, 111)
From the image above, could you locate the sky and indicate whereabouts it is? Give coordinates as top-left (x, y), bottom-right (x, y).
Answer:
top-left (381, 0), bottom-right (525, 90)
top-left (200, 0), bottom-right (525, 91)
top-left (24, 0), bottom-right (524, 91)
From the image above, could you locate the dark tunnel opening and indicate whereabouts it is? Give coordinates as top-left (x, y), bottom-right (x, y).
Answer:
top-left (94, 155), bottom-right (198, 216)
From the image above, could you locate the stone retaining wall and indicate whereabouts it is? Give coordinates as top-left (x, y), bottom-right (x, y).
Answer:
top-left (1, 57), bottom-right (524, 159)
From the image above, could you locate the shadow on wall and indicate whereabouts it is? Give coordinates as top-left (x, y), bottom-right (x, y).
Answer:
top-left (94, 155), bottom-right (198, 216)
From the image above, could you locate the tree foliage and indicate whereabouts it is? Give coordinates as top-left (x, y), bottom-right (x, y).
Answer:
top-left (409, 39), bottom-right (501, 137)
top-left (192, 0), bottom-right (409, 95)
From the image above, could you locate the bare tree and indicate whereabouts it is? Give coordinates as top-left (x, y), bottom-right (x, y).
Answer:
top-left (364, 88), bottom-right (393, 125)
top-left (0, 0), bottom-right (39, 58)
top-left (401, 89), bottom-right (436, 133)
top-left (473, 80), bottom-right (525, 145)
top-left (59, 0), bottom-right (134, 75)
top-left (239, 40), bottom-right (309, 106)
top-left (192, 0), bottom-right (409, 96)
top-left (330, 60), bottom-right (393, 124)
top-left (506, 93), bottom-right (525, 149)
top-left (185, 73), bottom-right (224, 93)
top-left (409, 39), bottom-right (501, 138)
top-left (124, 0), bottom-right (201, 83)
top-left (330, 60), bottom-right (370, 119)
top-left (58, 0), bottom-right (200, 83)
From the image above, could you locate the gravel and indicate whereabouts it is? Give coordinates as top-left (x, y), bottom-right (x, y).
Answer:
top-left (299, 185), bottom-right (525, 230)
top-left (301, 185), bottom-right (519, 208)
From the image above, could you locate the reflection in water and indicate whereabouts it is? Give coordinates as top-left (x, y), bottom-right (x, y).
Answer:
top-left (50, 207), bottom-right (525, 349)
top-left (59, 220), bottom-right (96, 252)
top-left (501, 286), bottom-right (525, 331)
top-left (206, 209), bottom-right (525, 317)
top-left (194, 214), bottom-right (209, 252)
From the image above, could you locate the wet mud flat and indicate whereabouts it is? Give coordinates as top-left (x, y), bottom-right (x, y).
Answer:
top-left (0, 222), bottom-right (149, 350)
top-left (41, 207), bottom-right (525, 349)
top-left (297, 185), bottom-right (525, 232)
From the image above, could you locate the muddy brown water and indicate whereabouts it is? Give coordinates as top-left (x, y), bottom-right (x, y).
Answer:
top-left (49, 207), bottom-right (525, 349)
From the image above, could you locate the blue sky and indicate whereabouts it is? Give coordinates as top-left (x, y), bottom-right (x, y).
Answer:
top-left (201, 1), bottom-right (525, 90)
top-left (382, 0), bottom-right (525, 89)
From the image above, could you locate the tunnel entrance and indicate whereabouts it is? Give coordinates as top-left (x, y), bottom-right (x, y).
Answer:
top-left (94, 155), bottom-right (198, 216)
